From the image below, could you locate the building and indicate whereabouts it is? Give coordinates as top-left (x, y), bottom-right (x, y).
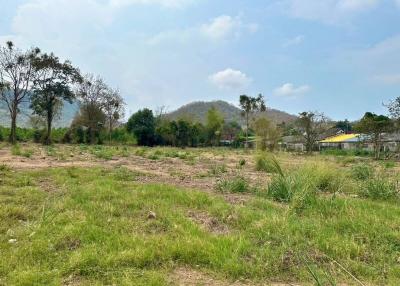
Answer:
top-left (318, 133), bottom-right (372, 150)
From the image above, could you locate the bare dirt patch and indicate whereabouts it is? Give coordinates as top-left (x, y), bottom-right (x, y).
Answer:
top-left (170, 267), bottom-right (301, 286)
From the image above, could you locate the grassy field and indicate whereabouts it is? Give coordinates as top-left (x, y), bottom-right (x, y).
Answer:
top-left (0, 144), bottom-right (399, 285)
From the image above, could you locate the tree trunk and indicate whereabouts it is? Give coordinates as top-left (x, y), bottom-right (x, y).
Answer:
top-left (45, 112), bottom-right (53, 145)
top-left (9, 108), bottom-right (17, 145)
top-left (244, 113), bottom-right (249, 148)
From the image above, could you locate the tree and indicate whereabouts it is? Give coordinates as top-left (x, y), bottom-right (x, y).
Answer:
top-left (335, 120), bottom-right (352, 133)
top-left (30, 53), bottom-right (81, 144)
top-left (221, 121), bottom-right (242, 141)
top-left (239, 94), bottom-right (266, 147)
top-left (387, 96), bottom-right (400, 130)
top-left (206, 107), bottom-right (224, 146)
top-left (75, 74), bottom-right (108, 144)
top-left (0, 41), bottom-right (41, 144)
top-left (127, 108), bottom-right (155, 146)
top-left (354, 112), bottom-right (393, 159)
top-left (253, 117), bottom-right (281, 151)
top-left (103, 88), bottom-right (125, 143)
top-left (296, 111), bottom-right (329, 153)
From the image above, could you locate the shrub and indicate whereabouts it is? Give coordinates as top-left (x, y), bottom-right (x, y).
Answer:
top-left (216, 176), bottom-right (249, 193)
top-left (351, 164), bottom-right (373, 180)
top-left (360, 178), bottom-right (398, 200)
top-left (255, 152), bottom-right (284, 175)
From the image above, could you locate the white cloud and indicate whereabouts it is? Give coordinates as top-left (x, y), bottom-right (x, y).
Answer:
top-left (273, 83), bottom-right (310, 97)
top-left (109, 0), bottom-right (193, 8)
top-left (283, 35), bottom-right (305, 47)
top-left (201, 15), bottom-right (258, 40)
top-left (209, 68), bottom-right (252, 90)
top-left (286, 0), bottom-right (381, 24)
top-left (373, 74), bottom-right (400, 85)
top-left (147, 15), bottom-right (257, 45)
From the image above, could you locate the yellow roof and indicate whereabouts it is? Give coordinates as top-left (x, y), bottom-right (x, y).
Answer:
top-left (319, 133), bottom-right (360, 143)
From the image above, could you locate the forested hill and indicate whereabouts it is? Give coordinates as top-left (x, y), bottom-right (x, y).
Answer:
top-left (0, 100), bottom-right (78, 128)
top-left (166, 100), bottom-right (297, 125)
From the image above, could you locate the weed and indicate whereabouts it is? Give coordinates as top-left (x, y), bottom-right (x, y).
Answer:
top-left (360, 178), bottom-right (398, 200)
top-left (216, 176), bottom-right (249, 193)
top-left (351, 164), bottom-right (373, 180)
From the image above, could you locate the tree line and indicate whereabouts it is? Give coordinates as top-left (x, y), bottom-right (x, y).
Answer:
top-left (1, 41), bottom-right (400, 158)
top-left (0, 42), bottom-right (125, 145)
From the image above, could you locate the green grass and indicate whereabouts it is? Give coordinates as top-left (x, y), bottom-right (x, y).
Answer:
top-left (1, 166), bottom-right (399, 285)
top-left (11, 144), bottom-right (34, 158)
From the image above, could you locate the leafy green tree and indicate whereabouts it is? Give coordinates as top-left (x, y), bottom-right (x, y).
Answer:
top-left (239, 94), bottom-right (266, 147)
top-left (335, 120), bottom-right (352, 133)
top-left (253, 117), bottom-right (281, 151)
top-left (297, 111), bottom-right (329, 153)
top-left (354, 112), bottom-right (393, 159)
top-left (127, 108), bottom-right (155, 146)
top-left (0, 41), bottom-right (41, 144)
top-left (206, 107), bottom-right (224, 146)
top-left (221, 121), bottom-right (242, 141)
top-left (31, 53), bottom-right (81, 144)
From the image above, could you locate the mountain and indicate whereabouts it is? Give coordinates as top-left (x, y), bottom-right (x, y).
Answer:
top-left (166, 100), bottom-right (297, 125)
top-left (0, 100), bottom-right (78, 128)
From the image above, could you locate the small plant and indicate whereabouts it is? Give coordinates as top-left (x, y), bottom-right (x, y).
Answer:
top-left (11, 145), bottom-right (33, 158)
top-left (255, 152), bottom-right (284, 175)
top-left (268, 175), bottom-right (292, 202)
top-left (11, 144), bottom-right (22, 156)
top-left (360, 178), bottom-right (398, 200)
top-left (351, 164), bottom-right (373, 180)
top-left (216, 176), bottom-right (249, 193)
top-left (238, 158), bottom-right (246, 168)
top-left (147, 153), bottom-right (160, 160)
top-left (208, 164), bottom-right (227, 176)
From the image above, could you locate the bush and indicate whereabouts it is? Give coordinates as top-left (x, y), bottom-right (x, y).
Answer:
top-left (360, 178), bottom-right (398, 200)
top-left (255, 152), bottom-right (284, 175)
top-left (351, 164), bottom-right (373, 180)
top-left (216, 176), bottom-right (249, 193)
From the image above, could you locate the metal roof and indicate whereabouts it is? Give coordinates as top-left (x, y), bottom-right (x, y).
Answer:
top-left (319, 134), bottom-right (361, 143)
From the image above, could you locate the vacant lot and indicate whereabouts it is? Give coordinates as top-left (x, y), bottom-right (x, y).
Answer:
top-left (1, 144), bottom-right (399, 285)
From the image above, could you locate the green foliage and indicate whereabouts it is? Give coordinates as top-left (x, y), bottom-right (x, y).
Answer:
top-left (351, 164), bottom-right (374, 180)
top-left (255, 152), bottom-right (284, 176)
top-left (206, 107), bottom-right (224, 146)
top-left (216, 176), bottom-right (249, 193)
top-left (127, 108), bottom-right (155, 146)
top-left (11, 144), bottom-right (34, 158)
top-left (320, 148), bottom-right (373, 157)
top-left (360, 178), bottom-right (399, 200)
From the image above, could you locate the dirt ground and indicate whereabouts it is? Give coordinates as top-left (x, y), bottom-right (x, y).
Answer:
top-left (0, 144), bottom-right (272, 205)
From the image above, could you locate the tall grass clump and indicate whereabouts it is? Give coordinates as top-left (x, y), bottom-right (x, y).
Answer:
top-left (267, 160), bottom-right (346, 213)
top-left (255, 152), bottom-right (284, 175)
top-left (216, 175), bottom-right (250, 193)
top-left (360, 178), bottom-right (399, 200)
top-left (351, 163), bottom-right (373, 180)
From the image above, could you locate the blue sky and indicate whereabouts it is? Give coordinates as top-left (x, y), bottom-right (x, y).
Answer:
top-left (1, 0), bottom-right (400, 120)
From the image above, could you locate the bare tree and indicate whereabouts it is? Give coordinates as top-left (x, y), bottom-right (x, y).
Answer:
top-left (103, 88), bottom-right (125, 143)
top-left (0, 41), bottom-right (40, 144)
top-left (75, 74), bottom-right (108, 144)
top-left (297, 111), bottom-right (329, 153)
